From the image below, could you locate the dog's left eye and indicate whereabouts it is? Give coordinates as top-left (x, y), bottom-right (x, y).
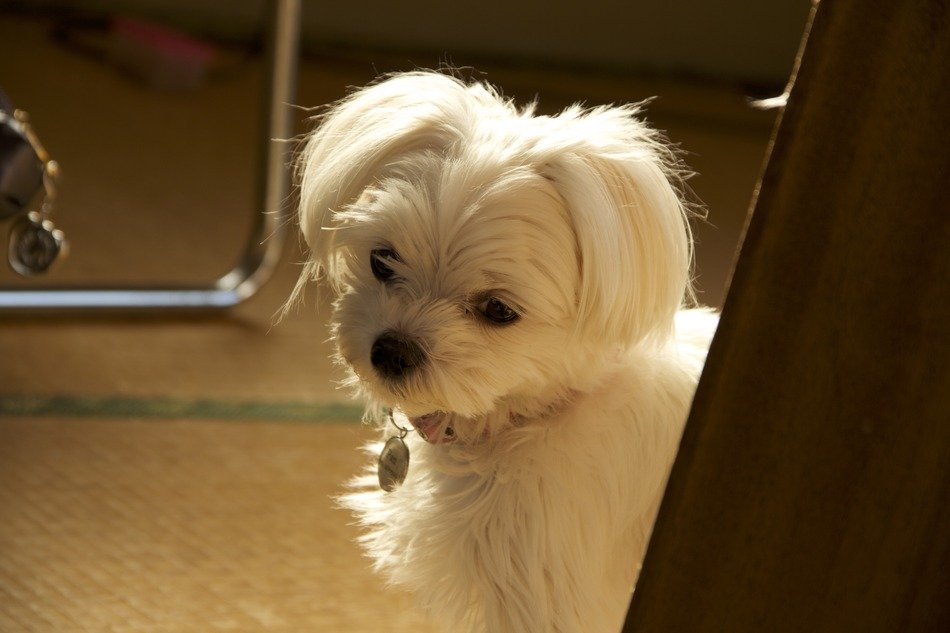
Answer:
top-left (371, 248), bottom-right (399, 282)
top-left (479, 297), bottom-right (519, 324)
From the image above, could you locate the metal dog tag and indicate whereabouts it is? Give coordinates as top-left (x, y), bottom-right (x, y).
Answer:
top-left (378, 435), bottom-right (409, 492)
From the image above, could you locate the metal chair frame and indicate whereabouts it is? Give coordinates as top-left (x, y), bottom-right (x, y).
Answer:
top-left (0, 0), bottom-right (301, 310)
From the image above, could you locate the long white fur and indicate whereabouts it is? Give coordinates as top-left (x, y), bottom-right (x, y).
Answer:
top-left (291, 71), bottom-right (718, 632)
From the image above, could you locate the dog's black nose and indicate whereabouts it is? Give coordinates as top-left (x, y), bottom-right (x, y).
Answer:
top-left (371, 332), bottom-right (425, 378)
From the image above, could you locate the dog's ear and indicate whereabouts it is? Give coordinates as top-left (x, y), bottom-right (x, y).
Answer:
top-left (294, 72), bottom-right (486, 286)
top-left (536, 105), bottom-right (694, 345)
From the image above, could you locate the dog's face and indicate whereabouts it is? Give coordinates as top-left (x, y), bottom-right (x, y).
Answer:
top-left (329, 156), bottom-right (580, 424)
top-left (292, 72), bottom-right (692, 434)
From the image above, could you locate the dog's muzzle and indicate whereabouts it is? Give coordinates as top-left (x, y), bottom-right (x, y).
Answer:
top-left (371, 332), bottom-right (426, 379)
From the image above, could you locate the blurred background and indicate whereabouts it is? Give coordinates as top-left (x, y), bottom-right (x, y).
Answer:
top-left (0, 0), bottom-right (810, 630)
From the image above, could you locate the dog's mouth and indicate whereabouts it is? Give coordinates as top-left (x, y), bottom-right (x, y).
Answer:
top-left (408, 411), bottom-right (456, 444)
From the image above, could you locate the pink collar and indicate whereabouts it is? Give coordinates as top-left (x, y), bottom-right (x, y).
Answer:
top-left (406, 393), bottom-right (577, 445)
top-left (409, 412), bottom-right (458, 444)
top-left (408, 410), bottom-right (522, 445)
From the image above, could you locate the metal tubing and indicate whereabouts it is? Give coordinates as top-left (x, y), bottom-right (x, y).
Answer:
top-left (0, 0), bottom-right (301, 310)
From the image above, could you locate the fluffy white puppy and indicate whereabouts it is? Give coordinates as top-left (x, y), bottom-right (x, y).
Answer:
top-left (291, 71), bottom-right (717, 633)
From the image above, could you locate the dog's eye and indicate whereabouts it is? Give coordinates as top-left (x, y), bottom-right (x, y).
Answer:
top-left (479, 297), bottom-right (519, 324)
top-left (371, 248), bottom-right (399, 282)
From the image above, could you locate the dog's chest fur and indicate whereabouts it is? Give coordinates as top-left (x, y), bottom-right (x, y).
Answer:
top-left (341, 309), bottom-right (715, 633)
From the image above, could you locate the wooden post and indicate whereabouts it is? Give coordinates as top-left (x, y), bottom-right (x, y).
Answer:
top-left (623, 1), bottom-right (950, 631)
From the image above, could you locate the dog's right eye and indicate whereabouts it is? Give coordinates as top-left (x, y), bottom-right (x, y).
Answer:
top-left (371, 248), bottom-right (399, 282)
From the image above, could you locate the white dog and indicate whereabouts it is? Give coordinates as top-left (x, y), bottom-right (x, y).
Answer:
top-left (290, 71), bottom-right (717, 633)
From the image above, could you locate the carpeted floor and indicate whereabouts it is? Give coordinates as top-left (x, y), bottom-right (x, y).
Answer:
top-left (0, 10), bottom-right (778, 631)
top-left (0, 415), bottom-right (434, 632)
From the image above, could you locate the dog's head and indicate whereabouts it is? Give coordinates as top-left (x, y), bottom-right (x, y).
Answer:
top-left (292, 72), bottom-right (692, 436)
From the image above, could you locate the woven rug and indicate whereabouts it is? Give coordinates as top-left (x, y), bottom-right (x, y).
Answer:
top-left (0, 413), bottom-right (435, 632)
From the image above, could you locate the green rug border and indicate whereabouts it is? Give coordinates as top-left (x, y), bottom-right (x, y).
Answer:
top-left (0, 394), bottom-right (364, 423)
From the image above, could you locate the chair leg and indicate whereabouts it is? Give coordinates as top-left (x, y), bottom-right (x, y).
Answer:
top-left (0, 0), bottom-right (301, 310)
